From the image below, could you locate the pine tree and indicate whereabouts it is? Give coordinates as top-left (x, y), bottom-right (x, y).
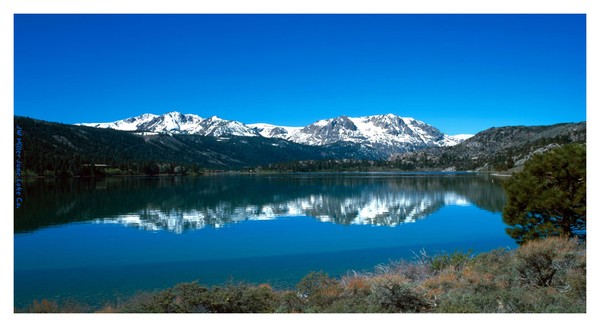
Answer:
top-left (502, 144), bottom-right (586, 244)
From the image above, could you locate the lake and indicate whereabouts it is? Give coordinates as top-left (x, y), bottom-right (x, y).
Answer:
top-left (14, 173), bottom-right (516, 309)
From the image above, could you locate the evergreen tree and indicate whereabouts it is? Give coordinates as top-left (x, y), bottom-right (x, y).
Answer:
top-left (502, 144), bottom-right (586, 244)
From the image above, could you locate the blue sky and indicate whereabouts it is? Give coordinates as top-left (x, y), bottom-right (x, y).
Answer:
top-left (14, 14), bottom-right (585, 135)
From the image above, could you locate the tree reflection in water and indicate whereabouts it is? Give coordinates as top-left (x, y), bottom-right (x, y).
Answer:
top-left (15, 173), bottom-right (507, 234)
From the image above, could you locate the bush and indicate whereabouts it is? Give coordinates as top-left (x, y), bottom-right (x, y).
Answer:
top-left (514, 236), bottom-right (585, 289)
top-left (389, 260), bottom-right (431, 283)
top-left (172, 282), bottom-right (210, 312)
top-left (120, 289), bottom-right (178, 313)
top-left (276, 291), bottom-right (305, 313)
top-left (428, 250), bottom-right (473, 273)
top-left (498, 287), bottom-right (585, 313)
top-left (28, 299), bottom-right (59, 313)
top-left (296, 271), bottom-right (342, 312)
top-left (296, 271), bottom-right (338, 297)
top-left (324, 293), bottom-right (373, 313)
top-left (24, 298), bottom-right (91, 313)
top-left (317, 276), bottom-right (373, 313)
top-left (367, 274), bottom-right (432, 313)
top-left (434, 291), bottom-right (500, 313)
top-left (340, 276), bottom-right (371, 297)
top-left (119, 281), bottom-right (277, 313)
top-left (203, 283), bottom-right (277, 313)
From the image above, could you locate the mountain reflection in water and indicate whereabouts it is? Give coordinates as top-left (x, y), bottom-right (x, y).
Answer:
top-left (15, 173), bottom-right (506, 234)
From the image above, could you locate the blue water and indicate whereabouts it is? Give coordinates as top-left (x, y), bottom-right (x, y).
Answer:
top-left (14, 174), bottom-right (516, 309)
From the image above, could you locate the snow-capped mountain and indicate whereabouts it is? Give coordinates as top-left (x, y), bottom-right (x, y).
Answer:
top-left (253, 114), bottom-right (471, 156)
top-left (79, 111), bottom-right (472, 157)
top-left (287, 114), bottom-right (465, 148)
top-left (79, 111), bottom-right (260, 137)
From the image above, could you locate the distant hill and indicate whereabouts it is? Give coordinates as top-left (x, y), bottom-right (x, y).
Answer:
top-left (390, 122), bottom-right (586, 171)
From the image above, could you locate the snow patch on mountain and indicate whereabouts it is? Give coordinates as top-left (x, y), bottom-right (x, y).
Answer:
top-left (248, 123), bottom-right (302, 138)
top-left (447, 134), bottom-right (474, 143)
top-left (257, 113), bottom-right (471, 156)
top-left (79, 111), bottom-right (472, 157)
top-left (79, 111), bottom-right (260, 137)
top-left (80, 113), bottom-right (159, 131)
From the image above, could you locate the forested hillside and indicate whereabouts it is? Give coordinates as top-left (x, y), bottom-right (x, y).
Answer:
top-left (14, 116), bottom-right (353, 176)
top-left (389, 122), bottom-right (586, 171)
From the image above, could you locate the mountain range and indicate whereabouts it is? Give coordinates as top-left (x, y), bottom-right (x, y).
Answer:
top-left (79, 111), bottom-right (472, 158)
top-left (15, 112), bottom-right (585, 176)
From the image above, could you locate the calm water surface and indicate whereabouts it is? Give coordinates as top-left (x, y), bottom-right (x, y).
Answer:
top-left (14, 173), bottom-right (515, 308)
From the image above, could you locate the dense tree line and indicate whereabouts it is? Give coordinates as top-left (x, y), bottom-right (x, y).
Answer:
top-left (257, 159), bottom-right (393, 172)
top-left (14, 117), bottom-right (203, 177)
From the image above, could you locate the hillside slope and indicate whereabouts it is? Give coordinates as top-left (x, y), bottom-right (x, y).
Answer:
top-left (390, 122), bottom-right (586, 171)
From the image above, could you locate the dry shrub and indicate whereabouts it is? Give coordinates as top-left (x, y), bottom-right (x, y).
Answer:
top-left (24, 298), bottom-right (91, 313)
top-left (276, 291), bottom-right (305, 313)
top-left (296, 271), bottom-right (338, 297)
top-left (470, 248), bottom-right (514, 289)
top-left (422, 270), bottom-right (460, 299)
top-left (343, 276), bottom-right (371, 295)
top-left (500, 285), bottom-right (585, 313)
top-left (461, 267), bottom-right (500, 293)
top-left (205, 283), bottom-right (278, 313)
top-left (367, 274), bottom-right (432, 313)
top-left (428, 268), bottom-right (505, 313)
top-left (515, 236), bottom-right (584, 288)
top-left (29, 299), bottom-right (59, 313)
top-left (564, 251), bottom-right (586, 300)
top-left (428, 250), bottom-right (473, 273)
top-left (296, 271), bottom-right (343, 311)
top-left (368, 273), bottom-right (410, 287)
top-left (385, 259), bottom-right (432, 282)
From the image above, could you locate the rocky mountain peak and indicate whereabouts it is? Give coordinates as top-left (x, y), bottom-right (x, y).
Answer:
top-left (78, 112), bottom-right (473, 158)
